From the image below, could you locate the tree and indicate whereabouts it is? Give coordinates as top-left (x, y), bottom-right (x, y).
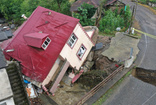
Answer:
top-left (0, 0), bottom-right (23, 21)
top-left (99, 9), bottom-right (124, 33)
top-left (73, 3), bottom-right (96, 26)
top-left (0, 0), bottom-right (71, 24)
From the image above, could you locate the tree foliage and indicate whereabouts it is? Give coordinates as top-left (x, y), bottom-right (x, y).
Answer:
top-left (99, 5), bottom-right (131, 34)
top-left (0, 0), bottom-right (71, 24)
top-left (73, 3), bottom-right (97, 26)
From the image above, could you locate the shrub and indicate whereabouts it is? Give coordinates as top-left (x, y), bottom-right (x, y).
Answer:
top-left (0, 0), bottom-right (71, 24)
top-left (99, 5), bottom-right (131, 34)
top-left (73, 3), bottom-right (96, 26)
top-left (99, 9), bottom-right (125, 33)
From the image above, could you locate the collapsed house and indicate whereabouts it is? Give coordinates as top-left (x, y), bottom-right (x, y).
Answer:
top-left (1, 6), bottom-right (96, 94)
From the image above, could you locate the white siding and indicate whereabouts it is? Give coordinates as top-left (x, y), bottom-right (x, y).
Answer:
top-left (60, 23), bottom-right (94, 69)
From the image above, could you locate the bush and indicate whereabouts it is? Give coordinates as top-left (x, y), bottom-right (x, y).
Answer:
top-left (139, 0), bottom-right (147, 4)
top-left (0, 0), bottom-right (71, 24)
top-left (104, 29), bottom-right (111, 34)
top-left (99, 9), bottom-right (125, 33)
top-left (99, 5), bottom-right (131, 34)
top-left (73, 3), bottom-right (96, 26)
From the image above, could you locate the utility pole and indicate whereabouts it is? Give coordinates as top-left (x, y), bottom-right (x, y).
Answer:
top-left (134, 0), bottom-right (138, 18)
top-left (128, 5), bottom-right (135, 34)
top-left (128, 0), bottom-right (138, 34)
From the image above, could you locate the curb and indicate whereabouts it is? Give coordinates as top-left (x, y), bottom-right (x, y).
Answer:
top-left (124, 33), bottom-right (140, 39)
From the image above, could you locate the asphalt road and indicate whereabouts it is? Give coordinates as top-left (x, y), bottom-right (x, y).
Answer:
top-left (122, 0), bottom-right (156, 70)
top-left (103, 76), bottom-right (156, 105)
top-left (102, 1), bottom-right (156, 105)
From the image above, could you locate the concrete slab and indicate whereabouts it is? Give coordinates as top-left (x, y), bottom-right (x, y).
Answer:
top-left (0, 97), bottom-right (15, 105)
top-left (102, 32), bottom-right (139, 62)
top-left (0, 68), bottom-right (13, 101)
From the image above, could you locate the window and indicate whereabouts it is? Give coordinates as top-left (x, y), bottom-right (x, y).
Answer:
top-left (42, 37), bottom-right (51, 50)
top-left (68, 33), bottom-right (77, 48)
top-left (77, 45), bottom-right (86, 59)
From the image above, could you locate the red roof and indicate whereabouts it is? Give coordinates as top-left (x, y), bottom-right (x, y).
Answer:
top-left (24, 33), bottom-right (49, 48)
top-left (2, 6), bottom-right (79, 82)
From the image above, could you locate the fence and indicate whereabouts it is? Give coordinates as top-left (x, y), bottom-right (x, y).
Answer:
top-left (75, 65), bottom-right (124, 105)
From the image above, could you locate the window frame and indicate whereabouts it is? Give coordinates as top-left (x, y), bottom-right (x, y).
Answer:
top-left (77, 44), bottom-right (87, 60)
top-left (67, 33), bottom-right (78, 49)
top-left (41, 37), bottom-right (51, 50)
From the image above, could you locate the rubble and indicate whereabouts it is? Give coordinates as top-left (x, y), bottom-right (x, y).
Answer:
top-left (30, 97), bottom-right (43, 105)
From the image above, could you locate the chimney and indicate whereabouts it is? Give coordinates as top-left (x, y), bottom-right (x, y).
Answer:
top-left (21, 14), bottom-right (28, 20)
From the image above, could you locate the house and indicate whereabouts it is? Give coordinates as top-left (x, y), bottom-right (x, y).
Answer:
top-left (1, 6), bottom-right (96, 94)
top-left (0, 48), bottom-right (15, 105)
top-left (0, 27), bottom-right (13, 41)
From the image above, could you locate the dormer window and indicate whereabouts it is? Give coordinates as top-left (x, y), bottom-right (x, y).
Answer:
top-left (42, 37), bottom-right (51, 50)
top-left (67, 33), bottom-right (77, 48)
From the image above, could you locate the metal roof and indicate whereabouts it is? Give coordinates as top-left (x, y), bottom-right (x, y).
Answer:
top-left (1, 6), bottom-right (79, 82)
top-left (24, 33), bottom-right (49, 48)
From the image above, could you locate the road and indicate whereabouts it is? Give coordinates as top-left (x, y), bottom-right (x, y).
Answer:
top-left (122, 0), bottom-right (156, 70)
top-left (102, 1), bottom-right (156, 105)
top-left (103, 76), bottom-right (156, 105)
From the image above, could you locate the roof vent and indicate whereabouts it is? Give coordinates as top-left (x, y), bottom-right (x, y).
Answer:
top-left (21, 14), bottom-right (28, 20)
top-left (6, 49), bottom-right (14, 53)
top-left (48, 12), bottom-right (51, 15)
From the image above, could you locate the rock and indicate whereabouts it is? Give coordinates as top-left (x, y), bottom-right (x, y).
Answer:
top-left (85, 61), bottom-right (94, 68)
top-left (83, 61), bottom-right (94, 72)
top-left (62, 75), bottom-right (72, 86)
top-left (83, 66), bottom-right (88, 72)
top-left (87, 51), bottom-right (94, 61)
top-left (10, 24), bottom-right (15, 29)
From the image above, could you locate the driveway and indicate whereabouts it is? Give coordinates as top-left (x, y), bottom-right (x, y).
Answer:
top-left (122, 0), bottom-right (156, 70)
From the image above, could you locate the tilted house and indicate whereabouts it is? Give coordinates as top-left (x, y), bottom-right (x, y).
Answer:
top-left (1, 6), bottom-right (95, 94)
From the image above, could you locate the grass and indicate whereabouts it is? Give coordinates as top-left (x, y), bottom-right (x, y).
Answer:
top-left (153, 7), bottom-right (156, 10)
top-left (93, 70), bottom-right (133, 105)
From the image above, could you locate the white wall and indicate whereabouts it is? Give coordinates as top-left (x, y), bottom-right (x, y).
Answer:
top-left (60, 23), bottom-right (94, 70)
top-left (42, 58), bottom-right (60, 85)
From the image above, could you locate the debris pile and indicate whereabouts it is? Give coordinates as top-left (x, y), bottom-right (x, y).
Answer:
top-left (78, 35), bottom-right (120, 89)
top-left (30, 97), bottom-right (43, 105)
top-left (0, 19), bottom-right (15, 41)
top-left (78, 70), bottom-right (108, 89)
